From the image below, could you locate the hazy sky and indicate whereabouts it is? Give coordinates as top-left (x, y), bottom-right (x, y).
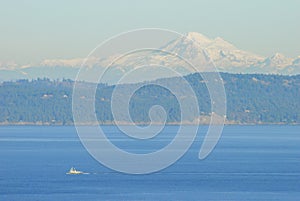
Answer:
top-left (1, 0), bottom-right (300, 64)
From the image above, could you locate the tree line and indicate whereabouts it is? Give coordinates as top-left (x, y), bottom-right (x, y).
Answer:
top-left (0, 73), bottom-right (299, 124)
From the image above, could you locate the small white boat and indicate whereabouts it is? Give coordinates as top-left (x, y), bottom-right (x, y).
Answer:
top-left (66, 167), bottom-right (83, 175)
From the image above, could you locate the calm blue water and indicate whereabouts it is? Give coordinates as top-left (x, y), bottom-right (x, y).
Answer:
top-left (0, 126), bottom-right (299, 200)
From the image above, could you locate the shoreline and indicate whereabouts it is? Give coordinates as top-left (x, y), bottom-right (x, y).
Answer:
top-left (0, 121), bottom-right (299, 126)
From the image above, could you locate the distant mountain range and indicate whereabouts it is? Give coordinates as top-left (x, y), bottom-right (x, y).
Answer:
top-left (1, 32), bottom-right (299, 83)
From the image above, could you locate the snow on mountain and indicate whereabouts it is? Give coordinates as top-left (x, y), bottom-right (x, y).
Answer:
top-left (281, 56), bottom-right (300, 74)
top-left (185, 32), bottom-right (212, 46)
top-left (1, 32), bottom-right (299, 82)
top-left (261, 53), bottom-right (293, 68)
top-left (292, 56), bottom-right (300, 66)
top-left (0, 61), bottom-right (18, 70)
top-left (40, 56), bottom-right (101, 68)
top-left (163, 32), bottom-right (265, 71)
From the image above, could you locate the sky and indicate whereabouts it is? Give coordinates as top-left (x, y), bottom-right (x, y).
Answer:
top-left (1, 0), bottom-right (300, 65)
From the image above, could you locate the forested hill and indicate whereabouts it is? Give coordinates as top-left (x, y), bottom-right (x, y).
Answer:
top-left (0, 73), bottom-right (299, 125)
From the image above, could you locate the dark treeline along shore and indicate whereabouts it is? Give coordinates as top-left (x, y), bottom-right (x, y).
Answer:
top-left (0, 73), bottom-right (299, 125)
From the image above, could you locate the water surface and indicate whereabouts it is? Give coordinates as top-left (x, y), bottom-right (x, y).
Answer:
top-left (0, 126), bottom-right (299, 200)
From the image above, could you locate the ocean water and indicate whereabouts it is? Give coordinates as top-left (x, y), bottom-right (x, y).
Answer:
top-left (0, 125), bottom-right (299, 201)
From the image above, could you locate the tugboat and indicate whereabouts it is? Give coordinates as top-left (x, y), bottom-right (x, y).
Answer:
top-left (66, 167), bottom-right (83, 175)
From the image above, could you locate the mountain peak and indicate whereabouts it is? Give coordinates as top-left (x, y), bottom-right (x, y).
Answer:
top-left (271, 53), bottom-right (286, 59)
top-left (263, 53), bottom-right (293, 68)
top-left (214, 36), bottom-right (226, 42)
top-left (212, 37), bottom-right (236, 49)
top-left (185, 32), bottom-right (211, 44)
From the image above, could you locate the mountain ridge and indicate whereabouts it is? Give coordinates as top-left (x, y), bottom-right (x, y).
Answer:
top-left (1, 32), bottom-right (299, 82)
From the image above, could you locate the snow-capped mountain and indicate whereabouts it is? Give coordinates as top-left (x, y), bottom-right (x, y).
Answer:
top-left (292, 56), bottom-right (300, 66)
top-left (0, 61), bottom-right (18, 70)
top-left (0, 32), bottom-right (299, 83)
top-left (163, 32), bottom-right (265, 70)
top-left (261, 53), bottom-right (293, 68)
top-left (103, 32), bottom-right (299, 76)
